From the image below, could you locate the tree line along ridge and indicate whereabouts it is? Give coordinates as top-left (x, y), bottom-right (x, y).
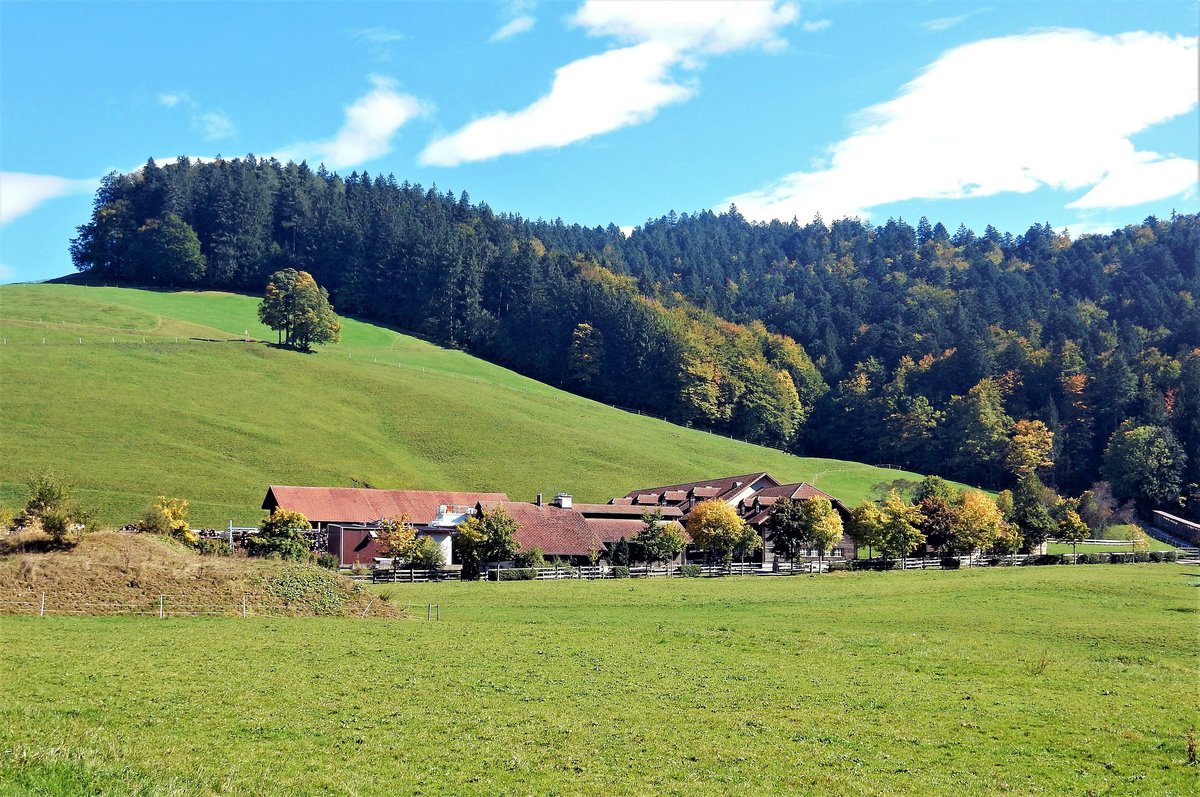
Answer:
top-left (68, 156), bottom-right (1199, 514)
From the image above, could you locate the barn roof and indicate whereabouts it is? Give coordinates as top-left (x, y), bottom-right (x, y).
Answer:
top-left (573, 503), bottom-right (684, 519)
top-left (478, 501), bottom-right (604, 557)
top-left (742, 483), bottom-right (850, 526)
top-left (263, 486), bottom-right (509, 525)
top-left (584, 518), bottom-right (691, 545)
top-left (622, 473), bottom-right (778, 505)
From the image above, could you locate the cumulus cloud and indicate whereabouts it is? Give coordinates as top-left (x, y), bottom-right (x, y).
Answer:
top-left (801, 19), bottom-right (831, 33)
top-left (491, 15), bottom-right (536, 42)
top-left (0, 172), bottom-right (98, 225)
top-left (723, 30), bottom-right (1199, 223)
top-left (275, 76), bottom-right (425, 170)
top-left (422, 0), bottom-right (798, 166)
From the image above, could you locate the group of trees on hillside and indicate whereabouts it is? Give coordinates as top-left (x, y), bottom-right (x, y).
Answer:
top-left (69, 156), bottom-right (1198, 514)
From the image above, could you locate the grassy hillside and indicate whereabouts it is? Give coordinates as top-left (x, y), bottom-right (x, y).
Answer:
top-left (0, 284), bottom-right (942, 526)
top-left (1, 566), bottom-right (1195, 795)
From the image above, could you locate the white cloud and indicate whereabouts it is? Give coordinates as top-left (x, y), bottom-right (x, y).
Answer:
top-left (275, 76), bottom-right (426, 170)
top-left (724, 30), bottom-right (1199, 223)
top-left (921, 15), bottom-right (969, 33)
top-left (491, 15), bottom-right (536, 42)
top-left (194, 111), bottom-right (235, 141)
top-left (0, 263), bottom-right (16, 282)
top-left (157, 91), bottom-right (190, 108)
top-left (422, 1), bottom-right (798, 166)
top-left (801, 19), bottom-right (831, 33)
top-left (353, 26), bottom-right (405, 44)
top-left (0, 172), bottom-right (98, 225)
top-left (421, 42), bottom-right (689, 167)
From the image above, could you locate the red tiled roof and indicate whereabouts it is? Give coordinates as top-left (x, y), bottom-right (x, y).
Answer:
top-left (622, 473), bottom-right (778, 504)
top-left (585, 518), bottom-right (691, 545)
top-left (479, 501), bottom-right (603, 557)
top-left (609, 497), bottom-right (634, 505)
top-left (741, 483), bottom-right (850, 527)
top-left (632, 493), bottom-right (660, 505)
top-left (263, 486), bottom-right (509, 525)
top-left (662, 490), bottom-right (689, 503)
top-left (573, 503), bottom-right (683, 519)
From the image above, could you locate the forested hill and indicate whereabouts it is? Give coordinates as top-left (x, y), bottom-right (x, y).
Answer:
top-left (69, 157), bottom-right (1199, 506)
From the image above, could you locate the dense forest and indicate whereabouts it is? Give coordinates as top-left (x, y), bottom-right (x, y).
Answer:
top-left (70, 157), bottom-right (1199, 514)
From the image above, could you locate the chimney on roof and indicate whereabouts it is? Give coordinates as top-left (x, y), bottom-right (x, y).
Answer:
top-left (536, 493), bottom-right (543, 507)
top-left (554, 493), bottom-right (572, 509)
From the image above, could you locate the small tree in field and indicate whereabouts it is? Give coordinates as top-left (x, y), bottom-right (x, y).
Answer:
top-left (1055, 497), bottom-right (1089, 561)
top-left (376, 515), bottom-right (419, 572)
top-left (20, 470), bottom-right (95, 548)
top-left (248, 508), bottom-right (311, 560)
top-left (258, 268), bottom-right (341, 350)
top-left (877, 490), bottom-right (925, 567)
top-left (796, 497), bottom-right (845, 574)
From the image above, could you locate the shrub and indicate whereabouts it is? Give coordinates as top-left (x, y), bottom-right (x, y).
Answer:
top-left (1161, 550), bottom-right (1178, 563)
top-left (827, 561), bottom-right (851, 573)
top-left (1109, 552), bottom-right (1131, 564)
top-left (139, 497), bottom-right (197, 546)
top-left (495, 567), bottom-right (536, 581)
top-left (408, 537), bottom-right (447, 571)
top-left (1078, 553), bottom-right (1105, 564)
top-left (679, 564), bottom-right (702, 578)
top-left (196, 538), bottom-right (233, 557)
top-left (851, 559), bottom-right (897, 571)
top-left (610, 565), bottom-right (630, 579)
top-left (0, 507), bottom-right (14, 531)
top-left (350, 561), bottom-right (370, 577)
top-left (315, 552), bottom-right (340, 570)
top-left (247, 509), bottom-right (311, 560)
top-left (1133, 552), bottom-right (1151, 563)
top-left (1025, 554), bottom-right (1065, 566)
top-left (514, 546), bottom-right (546, 569)
top-left (940, 557), bottom-right (961, 570)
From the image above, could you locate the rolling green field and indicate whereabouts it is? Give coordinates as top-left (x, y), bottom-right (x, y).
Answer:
top-left (1, 565), bottom-right (1196, 795)
top-left (0, 284), bottom-right (939, 526)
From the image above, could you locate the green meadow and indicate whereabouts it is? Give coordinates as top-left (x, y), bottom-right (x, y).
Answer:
top-left (1, 565), bottom-right (1196, 795)
top-left (0, 284), bottom-right (939, 526)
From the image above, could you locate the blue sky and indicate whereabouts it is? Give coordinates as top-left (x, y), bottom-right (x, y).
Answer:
top-left (1, 1), bottom-right (1196, 284)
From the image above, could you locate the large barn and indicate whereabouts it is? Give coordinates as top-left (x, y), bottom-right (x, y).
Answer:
top-left (614, 473), bottom-right (857, 565)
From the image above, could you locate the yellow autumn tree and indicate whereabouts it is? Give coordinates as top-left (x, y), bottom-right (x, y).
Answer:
top-left (1006, 419), bottom-right (1054, 477)
top-left (950, 491), bottom-right (1007, 558)
top-left (686, 500), bottom-right (760, 562)
top-left (376, 514), bottom-right (419, 569)
top-left (140, 496), bottom-right (197, 546)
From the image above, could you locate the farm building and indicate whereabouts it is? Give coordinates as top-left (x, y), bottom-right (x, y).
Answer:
top-left (262, 486), bottom-right (509, 567)
top-left (615, 473), bottom-right (857, 565)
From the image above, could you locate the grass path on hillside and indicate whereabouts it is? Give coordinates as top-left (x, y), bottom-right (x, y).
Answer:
top-left (0, 566), bottom-right (1196, 795)
top-left (0, 285), bottom-right (942, 525)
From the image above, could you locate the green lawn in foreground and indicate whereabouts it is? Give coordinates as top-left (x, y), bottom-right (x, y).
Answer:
top-left (0, 284), bottom-right (942, 525)
top-left (0, 565), bottom-right (1196, 796)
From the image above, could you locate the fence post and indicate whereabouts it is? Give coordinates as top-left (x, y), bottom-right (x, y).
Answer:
top-left (242, 593), bottom-right (247, 619)
top-left (436, 604), bottom-right (440, 621)
top-left (426, 603), bottom-right (431, 621)
top-left (39, 592), bottom-right (46, 617)
top-left (159, 595), bottom-right (164, 619)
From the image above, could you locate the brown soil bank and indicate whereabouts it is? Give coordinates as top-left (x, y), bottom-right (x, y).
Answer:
top-left (0, 531), bottom-right (403, 618)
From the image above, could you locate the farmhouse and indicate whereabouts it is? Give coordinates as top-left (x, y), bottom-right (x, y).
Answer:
top-left (614, 473), bottom-right (857, 566)
top-left (262, 485), bottom-right (509, 566)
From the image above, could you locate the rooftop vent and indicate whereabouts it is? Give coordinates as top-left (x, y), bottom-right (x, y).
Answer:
top-left (554, 493), bottom-right (573, 509)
